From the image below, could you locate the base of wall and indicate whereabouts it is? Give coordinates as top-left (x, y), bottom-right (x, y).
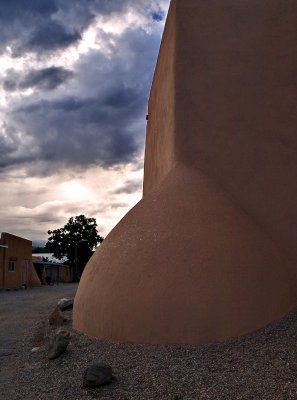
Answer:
top-left (73, 165), bottom-right (296, 344)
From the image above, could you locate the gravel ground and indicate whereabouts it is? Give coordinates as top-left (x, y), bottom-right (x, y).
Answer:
top-left (1, 285), bottom-right (297, 399)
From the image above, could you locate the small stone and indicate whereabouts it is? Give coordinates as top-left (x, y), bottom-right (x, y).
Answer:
top-left (49, 306), bottom-right (67, 325)
top-left (0, 349), bottom-right (13, 357)
top-left (58, 298), bottom-right (73, 311)
top-left (55, 328), bottom-right (71, 339)
top-left (48, 333), bottom-right (70, 360)
top-left (31, 347), bottom-right (40, 353)
top-left (58, 298), bottom-right (68, 305)
top-left (83, 364), bottom-right (113, 388)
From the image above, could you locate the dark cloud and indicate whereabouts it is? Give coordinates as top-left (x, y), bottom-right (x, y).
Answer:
top-left (0, 134), bottom-right (15, 158)
top-left (26, 22), bottom-right (81, 52)
top-left (17, 212), bottom-right (62, 225)
top-left (3, 67), bottom-right (73, 92)
top-left (0, 0), bottom-right (169, 178)
top-left (0, 0), bottom-right (92, 55)
top-left (0, 0), bottom-right (58, 20)
top-left (21, 67), bottom-right (73, 90)
top-left (11, 90), bottom-right (142, 169)
top-left (3, 80), bottom-right (17, 92)
top-left (110, 202), bottom-right (130, 209)
top-left (112, 179), bottom-right (143, 195)
top-left (1, 22), bottom-right (162, 174)
top-left (0, 0), bottom-right (165, 55)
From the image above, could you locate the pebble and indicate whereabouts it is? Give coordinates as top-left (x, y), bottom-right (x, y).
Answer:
top-left (31, 347), bottom-right (40, 353)
top-left (0, 349), bottom-right (13, 357)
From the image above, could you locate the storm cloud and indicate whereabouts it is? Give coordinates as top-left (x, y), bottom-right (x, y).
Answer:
top-left (1, 19), bottom-right (162, 173)
top-left (26, 22), bottom-right (81, 53)
top-left (0, 0), bottom-right (170, 239)
top-left (0, 0), bottom-right (166, 55)
top-left (4, 67), bottom-right (73, 92)
top-left (112, 178), bottom-right (143, 195)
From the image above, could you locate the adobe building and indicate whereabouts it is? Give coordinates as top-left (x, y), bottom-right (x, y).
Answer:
top-left (73, 0), bottom-right (297, 344)
top-left (32, 256), bottom-right (72, 285)
top-left (0, 232), bottom-right (41, 289)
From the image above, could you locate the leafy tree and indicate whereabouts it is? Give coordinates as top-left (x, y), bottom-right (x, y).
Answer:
top-left (46, 215), bottom-right (104, 277)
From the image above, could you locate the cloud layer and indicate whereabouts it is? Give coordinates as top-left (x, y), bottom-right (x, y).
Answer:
top-left (0, 0), bottom-right (170, 238)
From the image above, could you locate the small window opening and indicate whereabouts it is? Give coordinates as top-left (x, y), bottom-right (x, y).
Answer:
top-left (8, 260), bottom-right (16, 272)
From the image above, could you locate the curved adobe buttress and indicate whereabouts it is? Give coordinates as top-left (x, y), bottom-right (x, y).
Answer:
top-left (73, 0), bottom-right (297, 344)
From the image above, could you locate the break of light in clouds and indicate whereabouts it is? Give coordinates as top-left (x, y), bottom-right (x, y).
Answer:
top-left (0, 0), bottom-right (170, 240)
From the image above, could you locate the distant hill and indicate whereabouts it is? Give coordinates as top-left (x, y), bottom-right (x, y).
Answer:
top-left (32, 240), bottom-right (47, 248)
top-left (32, 240), bottom-right (49, 254)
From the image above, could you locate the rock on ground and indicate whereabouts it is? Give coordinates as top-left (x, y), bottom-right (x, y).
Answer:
top-left (83, 364), bottom-right (113, 388)
top-left (49, 306), bottom-right (67, 325)
top-left (48, 332), bottom-right (70, 360)
top-left (58, 298), bottom-right (73, 311)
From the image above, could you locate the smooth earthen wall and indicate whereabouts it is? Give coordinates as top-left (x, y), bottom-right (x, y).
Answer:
top-left (73, 0), bottom-right (297, 344)
top-left (0, 232), bottom-right (33, 288)
top-left (174, 0), bottom-right (297, 273)
top-left (143, 3), bottom-right (176, 196)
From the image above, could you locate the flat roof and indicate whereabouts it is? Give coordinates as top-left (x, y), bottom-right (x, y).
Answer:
top-left (32, 261), bottom-right (68, 268)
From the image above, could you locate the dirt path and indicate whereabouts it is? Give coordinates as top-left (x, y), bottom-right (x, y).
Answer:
top-left (0, 284), bottom-right (77, 394)
top-left (0, 284), bottom-right (77, 353)
top-left (1, 284), bottom-right (297, 399)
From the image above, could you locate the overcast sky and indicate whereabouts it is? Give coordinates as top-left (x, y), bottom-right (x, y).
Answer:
top-left (0, 0), bottom-right (170, 241)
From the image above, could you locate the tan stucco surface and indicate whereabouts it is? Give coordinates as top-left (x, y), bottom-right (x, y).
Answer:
top-left (28, 262), bottom-right (42, 287)
top-left (143, 2), bottom-right (176, 195)
top-left (73, 0), bottom-right (297, 344)
top-left (0, 232), bottom-right (35, 288)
